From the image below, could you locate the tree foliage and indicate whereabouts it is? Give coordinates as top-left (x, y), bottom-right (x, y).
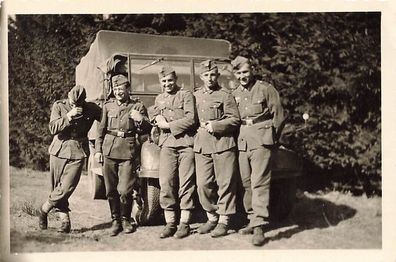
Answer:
top-left (8, 13), bottom-right (381, 194)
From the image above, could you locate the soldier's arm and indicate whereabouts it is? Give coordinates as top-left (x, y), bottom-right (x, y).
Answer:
top-left (48, 101), bottom-right (71, 135)
top-left (211, 92), bottom-right (241, 135)
top-left (132, 102), bottom-right (153, 135)
top-left (168, 91), bottom-right (197, 137)
top-left (149, 95), bottom-right (162, 122)
top-left (95, 105), bottom-right (108, 154)
top-left (265, 84), bottom-right (284, 131)
top-left (93, 101), bottom-right (103, 122)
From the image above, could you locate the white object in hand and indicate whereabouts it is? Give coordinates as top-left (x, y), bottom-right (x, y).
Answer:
top-left (130, 109), bottom-right (143, 122)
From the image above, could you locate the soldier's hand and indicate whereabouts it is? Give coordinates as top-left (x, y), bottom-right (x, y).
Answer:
top-left (205, 121), bottom-right (214, 133)
top-left (130, 109), bottom-right (144, 122)
top-left (155, 115), bottom-right (166, 124)
top-left (67, 107), bottom-right (83, 120)
top-left (157, 120), bottom-right (170, 129)
top-left (94, 152), bottom-right (103, 163)
top-left (155, 115), bottom-right (170, 129)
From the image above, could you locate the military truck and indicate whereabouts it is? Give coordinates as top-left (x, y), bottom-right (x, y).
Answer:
top-left (75, 30), bottom-right (303, 225)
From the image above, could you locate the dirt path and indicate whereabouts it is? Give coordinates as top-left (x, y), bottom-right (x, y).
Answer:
top-left (9, 167), bottom-right (381, 253)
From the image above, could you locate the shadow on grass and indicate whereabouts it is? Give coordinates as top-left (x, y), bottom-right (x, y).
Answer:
top-left (263, 195), bottom-right (357, 243)
top-left (73, 222), bottom-right (112, 233)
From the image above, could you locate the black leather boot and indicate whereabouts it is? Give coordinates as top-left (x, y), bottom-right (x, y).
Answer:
top-left (108, 198), bottom-right (122, 236)
top-left (252, 226), bottom-right (266, 246)
top-left (197, 220), bottom-right (218, 234)
top-left (174, 223), bottom-right (191, 239)
top-left (38, 201), bottom-right (52, 230)
top-left (121, 196), bottom-right (136, 233)
top-left (160, 223), bottom-right (177, 238)
top-left (38, 207), bottom-right (48, 230)
top-left (57, 211), bottom-right (71, 233)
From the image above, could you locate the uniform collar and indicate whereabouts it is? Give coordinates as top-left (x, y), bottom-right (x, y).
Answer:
top-left (203, 83), bottom-right (219, 94)
top-left (239, 79), bottom-right (256, 92)
top-left (163, 85), bottom-right (180, 97)
top-left (116, 97), bottom-right (130, 106)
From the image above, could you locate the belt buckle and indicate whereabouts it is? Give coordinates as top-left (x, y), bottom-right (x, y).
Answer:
top-left (246, 119), bottom-right (253, 126)
top-left (117, 131), bottom-right (125, 138)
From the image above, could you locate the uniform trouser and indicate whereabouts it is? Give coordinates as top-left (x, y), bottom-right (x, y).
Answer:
top-left (159, 146), bottom-right (195, 211)
top-left (48, 155), bottom-right (84, 212)
top-left (195, 148), bottom-right (237, 216)
top-left (239, 146), bottom-right (272, 227)
top-left (103, 157), bottom-right (137, 218)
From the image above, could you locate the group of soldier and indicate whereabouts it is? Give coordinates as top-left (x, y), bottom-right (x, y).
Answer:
top-left (38, 55), bottom-right (284, 247)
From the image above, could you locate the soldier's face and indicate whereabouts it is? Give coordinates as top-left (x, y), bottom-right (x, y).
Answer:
top-left (160, 74), bottom-right (177, 93)
top-left (200, 69), bottom-right (219, 89)
top-left (234, 63), bottom-right (253, 87)
top-left (113, 84), bottom-right (128, 102)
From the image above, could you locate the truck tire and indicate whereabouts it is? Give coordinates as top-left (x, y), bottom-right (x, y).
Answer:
top-left (134, 177), bottom-right (161, 225)
top-left (269, 177), bottom-right (297, 222)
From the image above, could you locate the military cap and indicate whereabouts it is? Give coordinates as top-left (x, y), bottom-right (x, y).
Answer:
top-left (198, 59), bottom-right (218, 74)
top-left (158, 65), bottom-right (176, 78)
top-left (112, 74), bottom-right (129, 88)
top-left (231, 56), bottom-right (251, 70)
top-left (68, 85), bottom-right (86, 104)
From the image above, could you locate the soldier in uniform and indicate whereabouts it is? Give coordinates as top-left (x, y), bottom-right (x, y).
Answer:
top-left (94, 74), bottom-right (152, 236)
top-left (194, 60), bottom-right (241, 238)
top-left (38, 85), bottom-right (101, 233)
top-left (231, 56), bottom-right (284, 246)
top-left (151, 65), bottom-right (197, 239)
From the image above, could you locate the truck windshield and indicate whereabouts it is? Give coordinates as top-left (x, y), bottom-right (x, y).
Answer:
top-left (128, 56), bottom-right (237, 107)
top-left (130, 58), bottom-right (192, 93)
top-left (193, 61), bottom-right (236, 91)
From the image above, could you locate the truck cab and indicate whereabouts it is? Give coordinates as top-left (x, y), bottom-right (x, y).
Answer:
top-left (76, 30), bottom-right (303, 225)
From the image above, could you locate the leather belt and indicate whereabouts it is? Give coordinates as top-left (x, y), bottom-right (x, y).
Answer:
top-left (58, 134), bottom-right (87, 141)
top-left (106, 130), bottom-right (135, 138)
top-left (241, 115), bottom-right (272, 127)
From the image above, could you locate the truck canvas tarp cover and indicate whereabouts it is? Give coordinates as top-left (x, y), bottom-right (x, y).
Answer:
top-left (75, 30), bottom-right (231, 101)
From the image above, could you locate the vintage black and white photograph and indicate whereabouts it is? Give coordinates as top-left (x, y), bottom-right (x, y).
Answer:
top-left (2, 1), bottom-right (394, 260)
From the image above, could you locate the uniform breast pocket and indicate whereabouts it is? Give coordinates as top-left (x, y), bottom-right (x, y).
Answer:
top-left (208, 102), bottom-right (223, 120)
top-left (249, 97), bottom-right (264, 115)
top-left (107, 111), bottom-right (118, 129)
top-left (249, 104), bottom-right (264, 115)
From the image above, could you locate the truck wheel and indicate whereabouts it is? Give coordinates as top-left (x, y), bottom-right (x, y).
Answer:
top-left (269, 177), bottom-right (297, 222)
top-left (135, 178), bottom-right (161, 225)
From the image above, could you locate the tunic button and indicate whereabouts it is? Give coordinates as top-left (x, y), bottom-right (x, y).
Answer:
top-left (245, 98), bottom-right (248, 100)
top-left (202, 110), bottom-right (204, 112)
top-left (245, 107), bottom-right (248, 110)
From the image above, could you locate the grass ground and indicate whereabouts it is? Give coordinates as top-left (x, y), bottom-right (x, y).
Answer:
top-left (8, 166), bottom-right (381, 253)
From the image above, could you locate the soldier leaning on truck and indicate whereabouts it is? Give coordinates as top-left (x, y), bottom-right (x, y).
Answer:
top-left (38, 85), bottom-right (101, 233)
top-left (231, 56), bottom-right (285, 246)
top-left (194, 60), bottom-right (241, 238)
top-left (150, 65), bottom-right (197, 239)
top-left (94, 74), bottom-right (152, 236)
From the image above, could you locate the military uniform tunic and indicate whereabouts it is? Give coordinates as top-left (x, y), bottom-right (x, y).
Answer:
top-left (232, 80), bottom-right (284, 227)
top-left (193, 84), bottom-right (241, 216)
top-left (152, 86), bottom-right (197, 211)
top-left (48, 99), bottom-right (101, 211)
top-left (95, 98), bottom-right (152, 204)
